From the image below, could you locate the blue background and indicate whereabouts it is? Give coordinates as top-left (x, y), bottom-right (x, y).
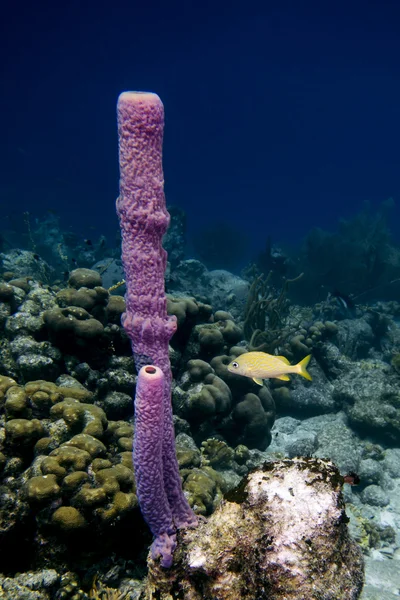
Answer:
top-left (1, 0), bottom-right (400, 256)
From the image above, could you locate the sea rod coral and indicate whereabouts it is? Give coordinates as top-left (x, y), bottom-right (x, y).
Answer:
top-left (116, 91), bottom-right (198, 567)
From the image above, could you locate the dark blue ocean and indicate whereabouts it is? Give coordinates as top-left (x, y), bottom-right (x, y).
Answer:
top-left (2, 0), bottom-right (400, 261)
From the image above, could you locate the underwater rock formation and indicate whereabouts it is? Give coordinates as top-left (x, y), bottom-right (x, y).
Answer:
top-left (0, 248), bottom-right (54, 282)
top-left (143, 457), bottom-right (364, 600)
top-left (168, 259), bottom-right (249, 319)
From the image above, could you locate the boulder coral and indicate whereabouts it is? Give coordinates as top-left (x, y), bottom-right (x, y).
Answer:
top-left (144, 458), bottom-right (364, 599)
top-left (173, 351), bottom-right (276, 451)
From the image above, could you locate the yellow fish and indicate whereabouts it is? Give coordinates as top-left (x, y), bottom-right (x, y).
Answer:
top-left (227, 352), bottom-right (312, 385)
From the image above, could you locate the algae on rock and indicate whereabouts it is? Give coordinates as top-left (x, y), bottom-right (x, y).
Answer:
top-left (142, 457), bottom-right (364, 600)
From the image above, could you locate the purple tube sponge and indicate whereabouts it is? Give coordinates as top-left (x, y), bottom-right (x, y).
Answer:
top-left (134, 365), bottom-right (176, 565)
top-left (116, 92), bottom-right (198, 567)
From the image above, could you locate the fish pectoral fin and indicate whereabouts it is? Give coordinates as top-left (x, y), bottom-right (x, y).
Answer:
top-left (276, 374), bottom-right (290, 381)
top-left (276, 355), bottom-right (290, 365)
top-left (252, 377), bottom-right (264, 386)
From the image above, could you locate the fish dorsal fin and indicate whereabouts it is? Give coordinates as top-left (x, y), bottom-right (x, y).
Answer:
top-left (276, 374), bottom-right (290, 381)
top-left (253, 377), bottom-right (264, 386)
top-left (276, 355), bottom-right (290, 365)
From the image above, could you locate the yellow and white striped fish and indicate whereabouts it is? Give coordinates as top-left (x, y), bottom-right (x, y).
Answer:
top-left (227, 352), bottom-right (312, 385)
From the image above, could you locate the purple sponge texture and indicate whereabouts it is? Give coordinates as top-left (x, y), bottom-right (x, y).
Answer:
top-left (116, 92), bottom-right (197, 567)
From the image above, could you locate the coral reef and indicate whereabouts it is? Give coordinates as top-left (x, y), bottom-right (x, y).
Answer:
top-left (3, 197), bottom-right (400, 596)
top-left (288, 202), bottom-right (400, 305)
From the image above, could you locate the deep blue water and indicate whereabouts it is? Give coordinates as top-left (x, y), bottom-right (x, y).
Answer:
top-left (1, 0), bottom-right (400, 260)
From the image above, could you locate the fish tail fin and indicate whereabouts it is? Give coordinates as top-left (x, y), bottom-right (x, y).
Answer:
top-left (296, 354), bottom-right (312, 381)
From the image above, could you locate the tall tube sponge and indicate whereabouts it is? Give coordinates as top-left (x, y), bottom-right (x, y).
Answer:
top-left (116, 92), bottom-right (198, 568)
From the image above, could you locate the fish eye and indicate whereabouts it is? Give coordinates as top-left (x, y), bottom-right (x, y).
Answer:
top-left (231, 361), bottom-right (239, 369)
